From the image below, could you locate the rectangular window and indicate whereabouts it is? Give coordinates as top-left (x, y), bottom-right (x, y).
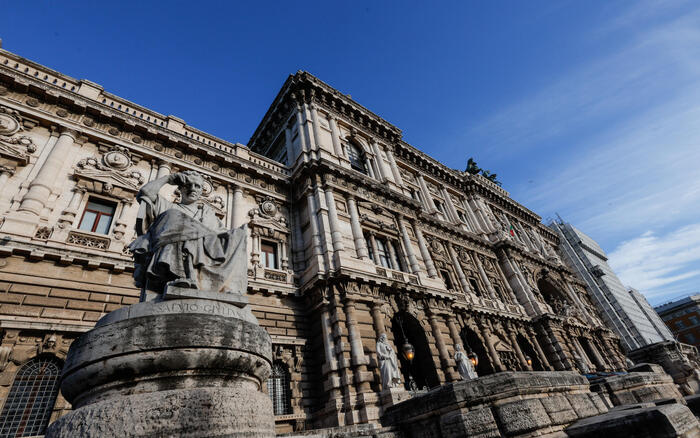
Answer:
top-left (376, 238), bottom-right (391, 269)
top-left (469, 278), bottom-right (481, 297)
top-left (689, 316), bottom-right (700, 326)
top-left (365, 234), bottom-right (374, 261)
top-left (676, 320), bottom-right (686, 329)
top-left (78, 198), bottom-right (116, 234)
top-left (685, 333), bottom-right (697, 344)
top-left (261, 240), bottom-right (278, 269)
top-left (390, 241), bottom-right (406, 272)
top-left (440, 270), bottom-right (454, 290)
top-left (457, 211), bottom-right (467, 223)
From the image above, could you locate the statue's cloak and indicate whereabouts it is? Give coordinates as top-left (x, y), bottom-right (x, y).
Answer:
top-left (129, 195), bottom-right (247, 294)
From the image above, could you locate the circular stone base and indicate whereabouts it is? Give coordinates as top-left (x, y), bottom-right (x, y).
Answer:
top-left (46, 384), bottom-right (274, 438)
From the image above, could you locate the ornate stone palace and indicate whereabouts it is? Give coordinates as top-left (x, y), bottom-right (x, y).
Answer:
top-left (0, 48), bottom-right (627, 435)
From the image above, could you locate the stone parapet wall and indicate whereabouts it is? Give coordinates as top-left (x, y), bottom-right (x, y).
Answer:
top-left (382, 371), bottom-right (608, 438)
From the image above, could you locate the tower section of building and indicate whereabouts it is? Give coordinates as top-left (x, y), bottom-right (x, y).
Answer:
top-left (551, 220), bottom-right (674, 351)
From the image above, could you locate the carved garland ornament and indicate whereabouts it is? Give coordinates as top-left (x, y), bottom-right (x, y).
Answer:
top-left (0, 106), bottom-right (36, 169)
top-left (74, 146), bottom-right (144, 200)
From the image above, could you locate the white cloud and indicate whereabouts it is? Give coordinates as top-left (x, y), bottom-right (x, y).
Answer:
top-left (608, 224), bottom-right (700, 303)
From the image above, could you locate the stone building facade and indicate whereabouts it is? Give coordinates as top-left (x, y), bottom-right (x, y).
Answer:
top-left (656, 295), bottom-right (700, 348)
top-left (0, 48), bottom-right (627, 436)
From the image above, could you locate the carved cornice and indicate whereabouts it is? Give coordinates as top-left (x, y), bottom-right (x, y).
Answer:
top-left (0, 52), bottom-right (290, 189)
top-left (249, 71), bottom-right (402, 152)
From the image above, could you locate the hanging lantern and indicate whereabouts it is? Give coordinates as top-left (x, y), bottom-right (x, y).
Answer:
top-left (402, 342), bottom-right (415, 362)
top-left (526, 355), bottom-right (532, 367)
top-left (468, 351), bottom-right (478, 367)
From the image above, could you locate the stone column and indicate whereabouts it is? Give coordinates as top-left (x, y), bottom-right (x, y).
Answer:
top-left (397, 216), bottom-right (421, 274)
top-left (447, 317), bottom-right (462, 348)
top-left (371, 140), bottom-right (392, 183)
top-left (414, 225), bottom-right (437, 278)
top-left (582, 337), bottom-right (607, 371)
top-left (370, 302), bottom-right (386, 336)
top-left (416, 175), bottom-right (437, 211)
top-left (386, 240), bottom-right (400, 271)
top-left (306, 192), bottom-right (326, 271)
top-left (516, 223), bottom-right (536, 252)
top-left (446, 243), bottom-right (471, 293)
top-left (57, 187), bottom-right (86, 229)
top-left (0, 167), bottom-right (14, 196)
top-left (328, 115), bottom-right (344, 158)
top-left (474, 256), bottom-right (498, 300)
top-left (428, 312), bottom-right (454, 380)
top-left (346, 196), bottom-right (369, 260)
top-left (19, 129), bottom-right (77, 215)
top-left (385, 145), bottom-right (403, 186)
top-left (284, 125), bottom-right (294, 165)
top-left (461, 198), bottom-right (482, 233)
top-left (481, 324), bottom-right (505, 372)
top-left (507, 329), bottom-right (531, 371)
top-left (302, 103), bottom-right (317, 152)
top-left (470, 196), bottom-right (496, 233)
top-left (368, 232), bottom-right (380, 265)
top-left (231, 186), bottom-right (245, 228)
top-left (527, 327), bottom-right (552, 371)
top-left (309, 103), bottom-right (323, 152)
top-left (294, 103), bottom-right (309, 153)
top-left (156, 160), bottom-right (171, 179)
top-left (324, 186), bottom-right (345, 253)
top-left (441, 188), bottom-right (459, 222)
top-left (344, 299), bottom-right (370, 392)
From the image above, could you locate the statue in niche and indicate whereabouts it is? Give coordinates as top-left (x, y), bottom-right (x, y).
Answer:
top-left (376, 333), bottom-right (402, 390)
top-left (129, 170), bottom-right (247, 301)
top-left (454, 344), bottom-right (478, 380)
top-left (573, 353), bottom-right (591, 374)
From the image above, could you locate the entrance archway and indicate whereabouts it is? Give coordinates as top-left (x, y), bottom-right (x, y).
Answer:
top-left (517, 334), bottom-right (543, 371)
top-left (460, 327), bottom-right (494, 376)
top-left (391, 312), bottom-right (439, 390)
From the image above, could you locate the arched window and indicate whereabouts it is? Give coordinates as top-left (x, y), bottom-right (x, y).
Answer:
top-left (0, 356), bottom-right (63, 438)
top-left (267, 361), bottom-right (291, 416)
top-left (346, 143), bottom-right (369, 175)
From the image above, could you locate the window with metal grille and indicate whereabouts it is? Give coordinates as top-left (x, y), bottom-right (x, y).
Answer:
top-left (267, 361), bottom-right (292, 415)
top-left (0, 356), bottom-right (62, 438)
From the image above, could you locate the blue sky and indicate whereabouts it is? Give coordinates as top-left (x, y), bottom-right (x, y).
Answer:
top-left (3, 1), bottom-right (698, 305)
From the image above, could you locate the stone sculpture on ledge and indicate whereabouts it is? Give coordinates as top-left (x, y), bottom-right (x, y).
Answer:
top-left (454, 344), bottom-right (478, 380)
top-left (130, 170), bottom-right (247, 303)
top-left (46, 170), bottom-right (274, 438)
top-left (377, 333), bottom-right (402, 390)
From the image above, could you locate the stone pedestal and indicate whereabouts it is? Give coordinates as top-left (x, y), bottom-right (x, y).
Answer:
top-left (380, 387), bottom-right (411, 408)
top-left (381, 371), bottom-right (608, 438)
top-left (45, 298), bottom-right (274, 437)
top-left (589, 365), bottom-right (684, 407)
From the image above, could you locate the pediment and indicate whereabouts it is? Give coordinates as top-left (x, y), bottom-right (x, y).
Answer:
top-left (73, 168), bottom-right (144, 200)
top-left (0, 135), bottom-right (35, 167)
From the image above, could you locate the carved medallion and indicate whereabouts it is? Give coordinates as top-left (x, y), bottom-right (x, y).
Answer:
top-left (0, 107), bottom-right (21, 136)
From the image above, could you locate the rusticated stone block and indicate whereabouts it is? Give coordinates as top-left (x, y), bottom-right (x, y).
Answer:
top-left (567, 393), bottom-right (601, 418)
top-left (566, 403), bottom-right (700, 438)
top-left (439, 407), bottom-right (500, 438)
top-left (494, 398), bottom-right (551, 435)
top-left (540, 394), bottom-right (578, 425)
